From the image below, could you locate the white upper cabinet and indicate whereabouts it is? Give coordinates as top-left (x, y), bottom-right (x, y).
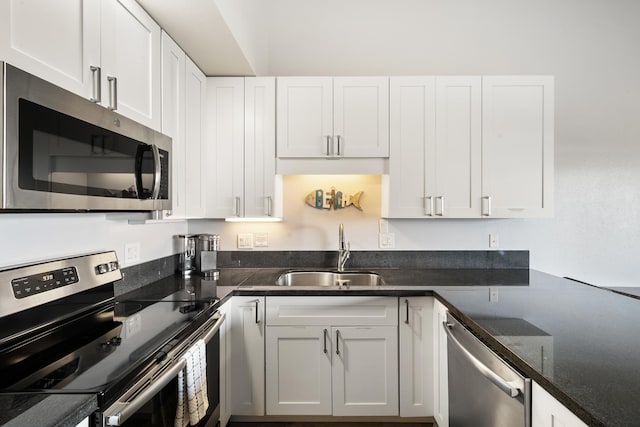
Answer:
top-left (384, 76), bottom-right (481, 218)
top-left (100, 0), bottom-right (161, 130)
top-left (244, 77), bottom-right (281, 218)
top-left (205, 77), bottom-right (245, 219)
top-left (205, 77), bottom-right (279, 219)
top-left (0, 0), bottom-right (100, 99)
top-left (0, 0), bottom-right (161, 130)
top-left (161, 31), bottom-right (186, 218)
top-left (184, 57), bottom-right (207, 218)
top-left (482, 76), bottom-right (554, 217)
top-left (277, 76), bottom-right (389, 158)
top-left (385, 75), bottom-right (552, 218)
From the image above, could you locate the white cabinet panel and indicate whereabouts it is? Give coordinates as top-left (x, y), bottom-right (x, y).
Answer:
top-left (205, 77), bottom-right (245, 218)
top-left (184, 58), bottom-right (206, 218)
top-left (266, 326), bottom-right (332, 415)
top-left (384, 77), bottom-right (435, 217)
top-left (276, 77), bottom-right (333, 158)
top-left (219, 301), bottom-right (231, 427)
top-left (333, 77), bottom-right (389, 157)
top-left (332, 326), bottom-right (398, 416)
top-left (0, 0), bottom-right (100, 99)
top-left (277, 76), bottom-right (389, 158)
top-left (244, 77), bottom-right (280, 218)
top-left (433, 299), bottom-right (449, 427)
top-left (230, 296), bottom-right (265, 416)
top-left (399, 297), bottom-right (434, 417)
top-left (100, 0), bottom-right (161, 130)
top-left (384, 76), bottom-right (480, 218)
top-left (160, 31), bottom-right (186, 218)
top-left (482, 76), bottom-right (554, 217)
top-left (532, 382), bottom-right (587, 427)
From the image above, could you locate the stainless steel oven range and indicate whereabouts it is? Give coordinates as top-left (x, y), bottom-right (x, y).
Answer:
top-left (0, 251), bottom-right (224, 426)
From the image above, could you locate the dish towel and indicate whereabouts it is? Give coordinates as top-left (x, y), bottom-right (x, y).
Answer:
top-left (175, 339), bottom-right (209, 427)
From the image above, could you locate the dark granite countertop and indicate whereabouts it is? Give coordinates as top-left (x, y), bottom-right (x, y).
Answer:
top-left (7, 265), bottom-right (638, 427)
top-left (0, 393), bottom-right (96, 427)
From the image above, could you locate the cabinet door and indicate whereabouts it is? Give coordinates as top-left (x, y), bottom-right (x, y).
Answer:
top-left (205, 77), bottom-right (245, 218)
top-left (399, 297), bottom-right (434, 417)
top-left (532, 382), bottom-right (587, 427)
top-left (100, 0), bottom-right (161, 130)
top-left (184, 58), bottom-right (206, 218)
top-left (266, 326), bottom-right (332, 415)
top-left (333, 77), bottom-right (389, 157)
top-left (218, 301), bottom-right (231, 427)
top-left (431, 76), bottom-right (481, 217)
top-left (482, 76), bottom-right (554, 217)
top-left (433, 299), bottom-right (449, 427)
top-left (383, 77), bottom-right (435, 218)
top-left (332, 326), bottom-right (399, 416)
top-left (276, 77), bottom-right (333, 158)
top-left (160, 31), bottom-right (186, 219)
top-left (0, 0), bottom-right (100, 100)
top-left (244, 77), bottom-right (281, 218)
top-left (230, 296), bottom-right (265, 416)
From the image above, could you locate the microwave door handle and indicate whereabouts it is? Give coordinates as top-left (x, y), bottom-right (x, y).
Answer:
top-left (151, 144), bottom-right (161, 200)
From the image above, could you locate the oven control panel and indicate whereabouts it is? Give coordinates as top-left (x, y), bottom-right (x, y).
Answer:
top-left (11, 267), bottom-right (79, 299)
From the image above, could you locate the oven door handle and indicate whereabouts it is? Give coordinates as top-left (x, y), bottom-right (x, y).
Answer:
top-left (105, 359), bottom-right (186, 426)
top-left (104, 311), bottom-right (226, 426)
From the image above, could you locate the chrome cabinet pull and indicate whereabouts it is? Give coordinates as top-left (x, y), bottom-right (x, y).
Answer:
top-left (107, 76), bottom-right (118, 111)
top-left (436, 196), bottom-right (445, 216)
top-left (404, 299), bottom-right (409, 324)
top-left (424, 196), bottom-right (433, 216)
top-left (442, 321), bottom-right (521, 398)
top-left (90, 66), bottom-right (101, 103)
top-left (336, 135), bottom-right (342, 156)
top-left (335, 329), bottom-right (341, 355)
top-left (265, 196), bottom-right (273, 216)
top-left (255, 299), bottom-right (260, 324)
top-left (234, 197), bottom-right (241, 217)
top-left (482, 196), bottom-right (492, 216)
top-left (323, 328), bottom-right (328, 354)
top-left (325, 136), bottom-right (332, 156)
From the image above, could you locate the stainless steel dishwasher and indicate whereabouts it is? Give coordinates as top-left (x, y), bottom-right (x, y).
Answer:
top-left (444, 313), bottom-right (531, 427)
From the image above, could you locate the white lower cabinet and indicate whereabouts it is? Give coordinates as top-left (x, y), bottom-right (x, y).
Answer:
top-left (218, 300), bottom-right (232, 427)
top-left (230, 296), bottom-right (265, 416)
top-left (265, 296), bottom-right (398, 417)
top-left (433, 299), bottom-right (449, 427)
top-left (532, 381), bottom-right (587, 427)
top-left (399, 297), bottom-right (434, 417)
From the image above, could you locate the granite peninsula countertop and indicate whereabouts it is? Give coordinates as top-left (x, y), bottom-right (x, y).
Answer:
top-left (5, 267), bottom-right (638, 427)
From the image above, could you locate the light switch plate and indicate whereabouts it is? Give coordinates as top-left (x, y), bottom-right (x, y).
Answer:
top-left (379, 232), bottom-right (395, 249)
top-left (237, 233), bottom-right (254, 249)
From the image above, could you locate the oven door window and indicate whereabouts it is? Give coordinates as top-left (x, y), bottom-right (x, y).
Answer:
top-left (18, 99), bottom-right (160, 199)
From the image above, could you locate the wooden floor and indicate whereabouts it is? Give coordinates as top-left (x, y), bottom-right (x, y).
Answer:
top-left (228, 423), bottom-right (434, 427)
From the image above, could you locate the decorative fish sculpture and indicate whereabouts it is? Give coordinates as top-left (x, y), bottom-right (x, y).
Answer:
top-left (304, 188), bottom-right (363, 210)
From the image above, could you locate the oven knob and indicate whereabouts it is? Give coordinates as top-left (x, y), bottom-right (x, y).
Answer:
top-left (95, 261), bottom-right (119, 275)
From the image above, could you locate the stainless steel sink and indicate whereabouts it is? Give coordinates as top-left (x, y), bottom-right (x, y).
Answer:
top-left (275, 271), bottom-right (385, 287)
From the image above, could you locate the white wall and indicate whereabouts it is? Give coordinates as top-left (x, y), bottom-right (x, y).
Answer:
top-left (0, 213), bottom-right (187, 269)
top-left (192, 0), bottom-right (640, 287)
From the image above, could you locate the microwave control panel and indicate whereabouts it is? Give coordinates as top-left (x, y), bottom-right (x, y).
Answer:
top-left (11, 267), bottom-right (79, 299)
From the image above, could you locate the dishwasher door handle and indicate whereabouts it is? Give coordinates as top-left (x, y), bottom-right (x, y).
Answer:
top-left (443, 321), bottom-right (522, 398)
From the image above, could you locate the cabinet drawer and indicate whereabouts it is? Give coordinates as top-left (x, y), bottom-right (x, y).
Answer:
top-left (266, 296), bottom-right (398, 326)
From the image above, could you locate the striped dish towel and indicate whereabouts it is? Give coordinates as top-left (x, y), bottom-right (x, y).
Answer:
top-left (175, 339), bottom-right (209, 427)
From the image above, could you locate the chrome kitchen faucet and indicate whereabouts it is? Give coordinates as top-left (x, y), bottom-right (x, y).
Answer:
top-left (337, 223), bottom-right (350, 272)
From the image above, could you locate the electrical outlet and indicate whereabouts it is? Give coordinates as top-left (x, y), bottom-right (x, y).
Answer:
top-left (254, 233), bottom-right (269, 247)
top-left (237, 233), bottom-right (254, 249)
top-left (124, 242), bottom-right (141, 264)
top-left (489, 287), bottom-right (499, 302)
top-left (379, 232), bottom-right (395, 249)
top-left (489, 233), bottom-right (499, 249)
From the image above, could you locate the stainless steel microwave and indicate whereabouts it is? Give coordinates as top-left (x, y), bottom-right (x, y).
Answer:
top-left (0, 62), bottom-right (171, 212)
